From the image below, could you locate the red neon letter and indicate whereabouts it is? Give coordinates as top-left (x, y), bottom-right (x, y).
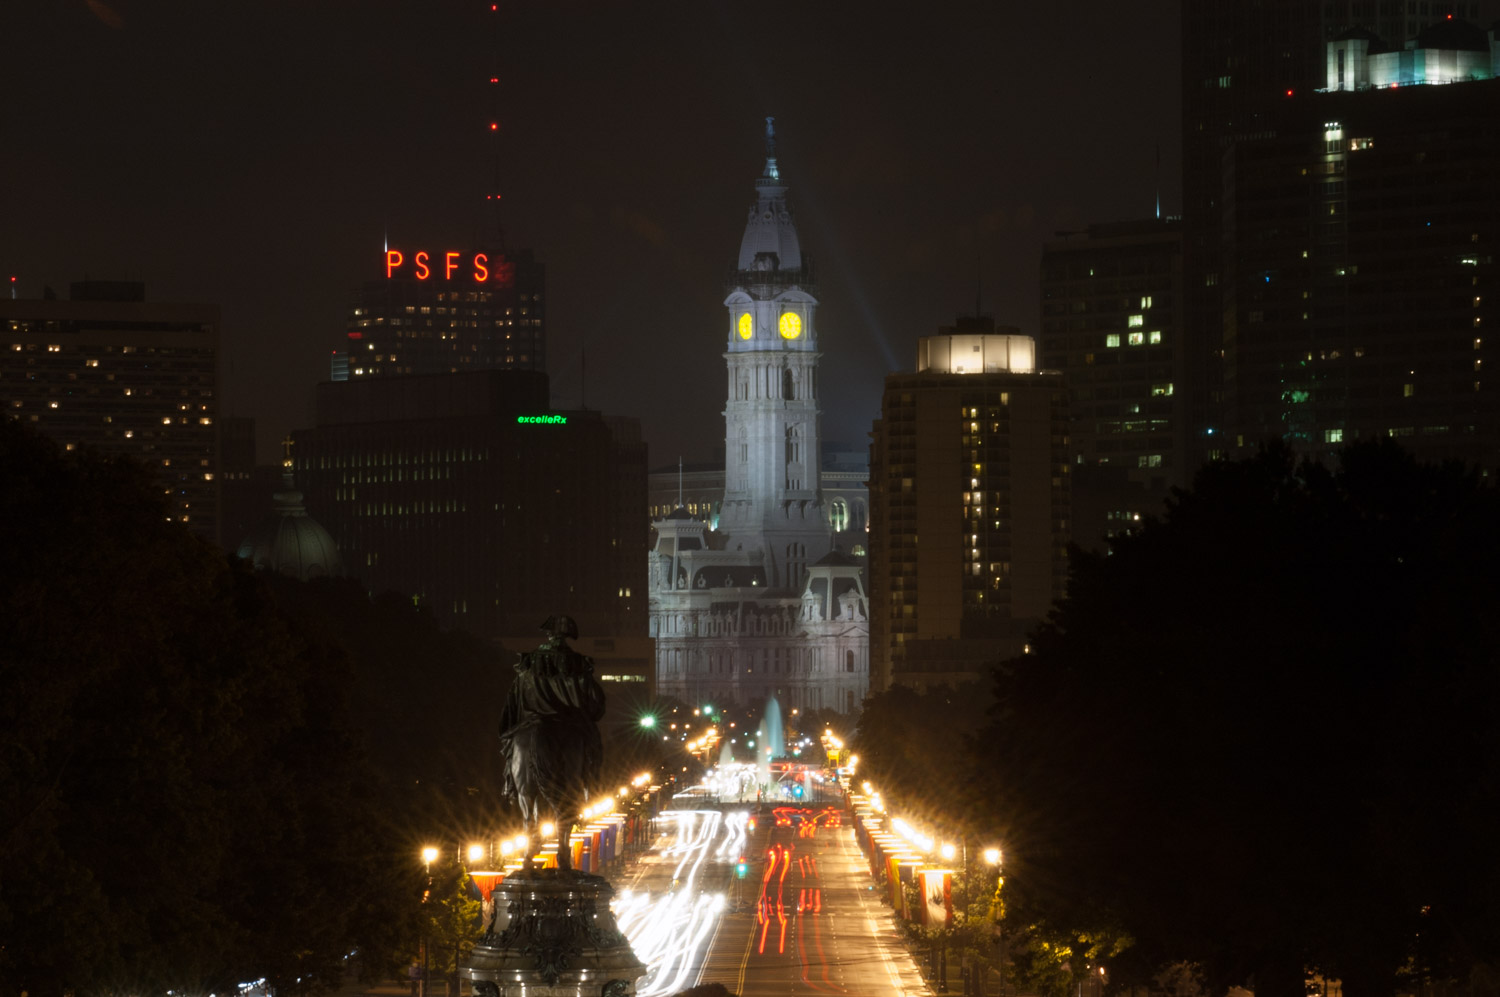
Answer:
top-left (385, 250), bottom-right (403, 277)
top-left (414, 251), bottom-right (430, 280)
top-left (473, 253), bottom-right (489, 282)
top-left (444, 251), bottom-right (460, 280)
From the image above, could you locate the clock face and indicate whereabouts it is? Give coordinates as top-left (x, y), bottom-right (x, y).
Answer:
top-left (738, 312), bottom-right (752, 340)
top-left (779, 312), bottom-right (802, 340)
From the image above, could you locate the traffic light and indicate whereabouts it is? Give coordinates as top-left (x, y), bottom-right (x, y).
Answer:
top-left (735, 859), bottom-right (748, 879)
top-left (704, 704), bottom-right (715, 715)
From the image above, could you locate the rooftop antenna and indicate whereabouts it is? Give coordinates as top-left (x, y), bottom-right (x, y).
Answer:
top-left (484, 1), bottom-right (507, 250)
top-left (677, 457), bottom-right (684, 508)
top-left (1155, 143), bottom-right (1162, 220)
top-left (975, 253), bottom-right (982, 317)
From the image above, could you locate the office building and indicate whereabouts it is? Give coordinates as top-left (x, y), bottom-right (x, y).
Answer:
top-left (1221, 58), bottom-right (1500, 467)
top-left (292, 369), bottom-right (647, 641)
top-left (1180, 1), bottom-right (1496, 467)
top-left (868, 321), bottom-right (1069, 692)
top-left (1041, 219), bottom-right (1186, 547)
top-left (332, 245), bottom-right (545, 381)
top-left (647, 120), bottom-right (870, 714)
top-left (1, 281), bottom-right (221, 542)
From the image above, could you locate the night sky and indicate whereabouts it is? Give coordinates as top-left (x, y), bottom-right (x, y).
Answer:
top-left (5, 1), bottom-right (1181, 467)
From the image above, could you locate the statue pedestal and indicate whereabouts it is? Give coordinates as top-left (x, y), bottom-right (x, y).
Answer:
top-left (462, 868), bottom-right (647, 997)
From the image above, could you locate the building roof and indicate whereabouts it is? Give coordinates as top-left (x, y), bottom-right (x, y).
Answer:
top-left (1414, 17), bottom-right (1489, 51)
top-left (736, 118), bottom-right (803, 271)
top-left (236, 477), bottom-right (341, 582)
top-left (812, 548), bottom-right (863, 569)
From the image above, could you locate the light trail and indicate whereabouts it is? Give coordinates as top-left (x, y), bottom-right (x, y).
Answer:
top-left (613, 807), bottom-right (744, 997)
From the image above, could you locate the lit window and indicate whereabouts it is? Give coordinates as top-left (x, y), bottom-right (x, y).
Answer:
top-left (1128, 314), bottom-right (1144, 328)
top-left (1128, 332), bottom-right (1144, 346)
top-left (1151, 383), bottom-right (1174, 397)
top-left (1324, 429), bottom-right (1343, 443)
top-left (1140, 296), bottom-right (1152, 309)
top-left (1148, 330), bottom-right (1162, 344)
top-left (1105, 334), bottom-right (1120, 348)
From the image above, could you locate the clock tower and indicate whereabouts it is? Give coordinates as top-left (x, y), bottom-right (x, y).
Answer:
top-left (646, 119), bottom-right (868, 715)
top-left (720, 117), bottom-right (829, 590)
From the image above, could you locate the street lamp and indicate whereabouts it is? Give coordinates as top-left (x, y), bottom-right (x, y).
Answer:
top-left (984, 847), bottom-right (1006, 997)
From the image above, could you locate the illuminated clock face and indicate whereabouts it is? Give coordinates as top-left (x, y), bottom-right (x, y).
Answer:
top-left (779, 312), bottom-right (802, 340)
top-left (738, 312), bottom-right (752, 340)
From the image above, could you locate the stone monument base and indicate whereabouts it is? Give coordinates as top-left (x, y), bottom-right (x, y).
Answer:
top-left (462, 868), bottom-right (647, 997)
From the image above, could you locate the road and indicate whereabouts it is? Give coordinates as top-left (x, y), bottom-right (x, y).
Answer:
top-left (614, 797), bottom-right (930, 996)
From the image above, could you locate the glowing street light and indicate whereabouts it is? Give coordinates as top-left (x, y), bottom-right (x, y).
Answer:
top-left (467, 843), bottom-right (485, 864)
top-left (639, 715), bottom-right (657, 729)
top-left (421, 846), bottom-right (439, 872)
top-left (984, 847), bottom-right (1002, 866)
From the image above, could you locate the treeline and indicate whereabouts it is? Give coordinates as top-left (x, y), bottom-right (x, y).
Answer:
top-left (856, 441), bottom-right (1500, 997)
top-left (0, 421), bottom-right (507, 994)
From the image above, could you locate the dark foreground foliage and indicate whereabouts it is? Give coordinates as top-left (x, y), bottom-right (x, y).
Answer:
top-left (978, 441), bottom-right (1500, 997)
top-left (0, 422), bottom-right (422, 994)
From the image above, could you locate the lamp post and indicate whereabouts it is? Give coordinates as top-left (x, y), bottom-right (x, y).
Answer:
top-left (984, 847), bottom-right (1004, 997)
top-left (418, 847), bottom-right (439, 997)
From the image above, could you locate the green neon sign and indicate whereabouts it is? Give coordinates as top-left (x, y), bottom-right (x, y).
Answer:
top-left (516, 414), bottom-right (567, 425)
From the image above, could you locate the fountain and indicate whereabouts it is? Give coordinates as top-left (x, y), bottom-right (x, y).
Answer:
top-left (755, 696), bottom-right (786, 795)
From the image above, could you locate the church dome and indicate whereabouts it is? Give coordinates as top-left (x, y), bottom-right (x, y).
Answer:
top-left (236, 480), bottom-right (341, 582)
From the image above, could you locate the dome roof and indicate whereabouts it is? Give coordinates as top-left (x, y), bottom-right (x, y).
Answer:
top-left (736, 117), bottom-right (803, 271)
top-left (236, 480), bottom-right (341, 582)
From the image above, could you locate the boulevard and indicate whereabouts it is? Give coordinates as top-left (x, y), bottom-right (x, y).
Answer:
top-left (612, 784), bottom-right (930, 997)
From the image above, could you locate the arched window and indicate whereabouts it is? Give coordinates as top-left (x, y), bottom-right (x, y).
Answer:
top-left (782, 367), bottom-right (794, 400)
top-left (830, 498), bottom-right (849, 532)
top-left (845, 650), bottom-right (855, 673)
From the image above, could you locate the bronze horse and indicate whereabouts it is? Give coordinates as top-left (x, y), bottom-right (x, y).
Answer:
top-left (498, 617), bottom-right (605, 871)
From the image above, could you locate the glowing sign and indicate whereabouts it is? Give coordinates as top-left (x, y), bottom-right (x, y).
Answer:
top-left (384, 249), bottom-right (514, 285)
top-left (516, 414), bottom-right (567, 425)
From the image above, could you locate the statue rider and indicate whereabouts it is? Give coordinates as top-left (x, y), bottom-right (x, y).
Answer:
top-left (497, 615), bottom-right (606, 871)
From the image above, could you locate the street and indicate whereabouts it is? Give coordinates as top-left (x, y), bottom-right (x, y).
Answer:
top-left (614, 799), bottom-right (931, 996)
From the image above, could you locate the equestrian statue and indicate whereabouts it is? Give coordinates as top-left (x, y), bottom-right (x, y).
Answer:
top-left (497, 615), bottom-right (606, 871)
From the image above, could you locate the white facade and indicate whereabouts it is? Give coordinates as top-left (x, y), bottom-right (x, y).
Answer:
top-left (648, 120), bottom-right (870, 715)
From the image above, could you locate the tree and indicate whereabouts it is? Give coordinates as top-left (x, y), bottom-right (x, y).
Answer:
top-left (974, 441), bottom-right (1500, 997)
top-left (852, 683), bottom-right (993, 825)
top-left (0, 422), bottom-right (417, 994)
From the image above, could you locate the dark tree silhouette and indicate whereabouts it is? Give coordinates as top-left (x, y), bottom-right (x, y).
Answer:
top-left (975, 441), bottom-right (1500, 997)
top-left (0, 422), bottom-right (419, 994)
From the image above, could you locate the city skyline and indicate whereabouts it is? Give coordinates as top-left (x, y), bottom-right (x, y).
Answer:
top-left (4, 1), bottom-right (1181, 466)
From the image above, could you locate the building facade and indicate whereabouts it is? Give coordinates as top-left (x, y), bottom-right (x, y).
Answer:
top-left (1181, 1), bottom-right (1497, 468)
top-left (868, 322), bottom-right (1070, 693)
top-left (1040, 220), bottom-right (1186, 548)
top-left (648, 121), bottom-right (870, 715)
top-left (333, 245), bottom-right (545, 381)
top-left (1221, 64), bottom-right (1500, 468)
top-left (1, 281), bottom-right (221, 542)
top-left (292, 369), bottom-right (647, 641)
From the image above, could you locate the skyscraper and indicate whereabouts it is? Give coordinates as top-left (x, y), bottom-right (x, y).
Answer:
top-left (648, 121), bottom-right (869, 714)
top-left (1180, 0), bottom-right (1497, 464)
top-left (1040, 219), bottom-right (1185, 547)
top-left (333, 245), bottom-right (545, 381)
top-left (868, 320), bottom-right (1069, 693)
top-left (1, 281), bottom-right (221, 542)
top-left (292, 369), bottom-right (647, 641)
top-left (1220, 58), bottom-right (1500, 467)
